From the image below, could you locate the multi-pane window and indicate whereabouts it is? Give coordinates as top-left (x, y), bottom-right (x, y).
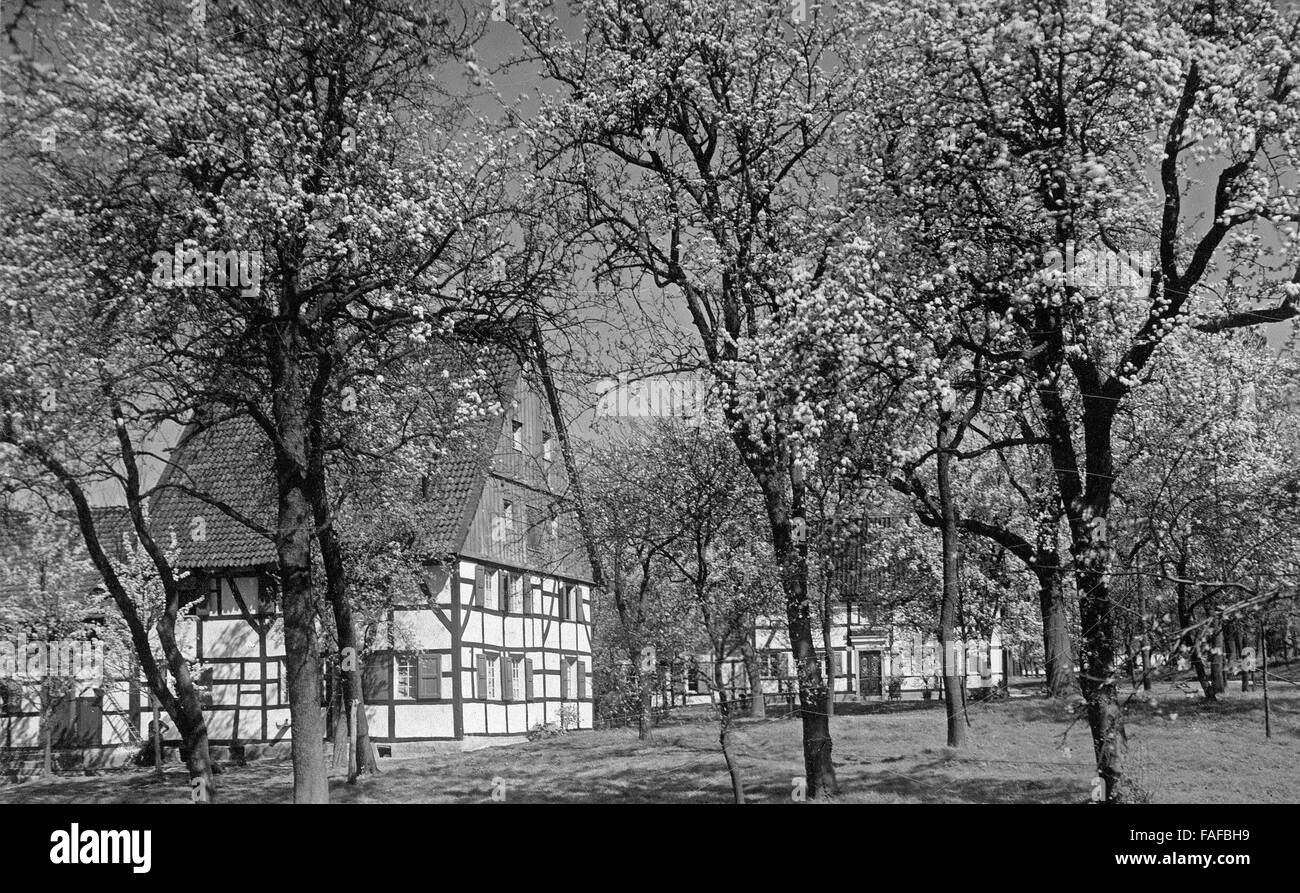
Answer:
top-left (760, 651), bottom-right (786, 678)
top-left (504, 573), bottom-right (523, 613)
top-left (484, 569), bottom-right (499, 611)
top-left (484, 655), bottom-right (498, 699)
top-left (265, 659), bottom-right (282, 706)
top-left (395, 655), bottom-right (416, 700)
top-left (542, 430), bottom-right (554, 462)
top-left (511, 659), bottom-right (522, 700)
top-left (565, 659), bottom-right (577, 698)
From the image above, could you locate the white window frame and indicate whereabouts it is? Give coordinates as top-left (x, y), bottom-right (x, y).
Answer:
top-left (485, 654), bottom-right (498, 699)
top-left (395, 655), bottom-right (416, 700)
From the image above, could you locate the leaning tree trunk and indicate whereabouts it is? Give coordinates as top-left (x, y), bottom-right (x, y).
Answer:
top-left (308, 470), bottom-right (378, 781)
top-left (329, 667), bottom-right (348, 769)
top-left (1175, 571), bottom-right (1215, 700)
top-left (713, 659), bottom-right (745, 804)
top-left (154, 603), bottom-right (215, 800)
top-left (936, 413), bottom-right (968, 748)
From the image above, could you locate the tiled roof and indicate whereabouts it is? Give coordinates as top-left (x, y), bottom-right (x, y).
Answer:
top-left (402, 336), bottom-right (522, 559)
top-left (148, 326), bottom-right (527, 572)
top-left (148, 414), bottom-right (278, 571)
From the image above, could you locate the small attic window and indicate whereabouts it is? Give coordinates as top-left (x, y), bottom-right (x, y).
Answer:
top-left (510, 419), bottom-right (524, 452)
top-left (542, 430), bottom-right (554, 462)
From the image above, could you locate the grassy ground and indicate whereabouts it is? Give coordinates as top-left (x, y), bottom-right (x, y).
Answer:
top-left (3, 670), bottom-right (1297, 804)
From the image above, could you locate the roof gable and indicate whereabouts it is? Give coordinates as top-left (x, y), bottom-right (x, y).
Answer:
top-left (148, 324), bottom-right (536, 572)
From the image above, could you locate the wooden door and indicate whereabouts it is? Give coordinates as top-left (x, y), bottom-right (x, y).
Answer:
top-left (857, 651), bottom-right (882, 697)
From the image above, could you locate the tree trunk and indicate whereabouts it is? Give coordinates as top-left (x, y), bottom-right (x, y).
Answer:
top-left (1175, 572), bottom-right (1215, 700)
top-left (713, 659), bottom-right (745, 804)
top-left (726, 413), bottom-right (835, 797)
top-left (270, 336), bottom-right (330, 804)
top-left (275, 477), bottom-right (330, 803)
top-left (154, 598), bottom-right (215, 801)
top-left (821, 598), bottom-right (835, 719)
top-left (1141, 639), bottom-right (1153, 694)
top-left (1033, 532), bottom-right (1077, 698)
top-left (106, 401), bottom-right (216, 799)
top-left (774, 535), bottom-right (837, 798)
top-left (936, 412), bottom-right (967, 749)
top-left (1124, 620), bottom-right (1136, 687)
top-left (637, 668), bottom-right (655, 741)
top-left (1211, 628), bottom-right (1228, 696)
top-left (329, 670), bottom-right (348, 770)
top-left (41, 690), bottom-right (53, 776)
top-left (739, 635), bottom-right (765, 719)
top-left (1137, 571), bottom-right (1153, 693)
top-left (34, 433), bottom-right (216, 797)
top-left (1077, 564), bottom-right (1125, 802)
top-left (307, 467), bottom-right (377, 781)
top-left (151, 695), bottom-right (164, 774)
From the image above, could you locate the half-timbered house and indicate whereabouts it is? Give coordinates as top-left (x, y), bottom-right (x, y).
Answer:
top-left (661, 517), bottom-right (1006, 710)
top-left (147, 321), bottom-right (595, 752)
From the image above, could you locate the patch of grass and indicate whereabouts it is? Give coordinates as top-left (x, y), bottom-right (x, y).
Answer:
top-left (2, 675), bottom-right (1296, 804)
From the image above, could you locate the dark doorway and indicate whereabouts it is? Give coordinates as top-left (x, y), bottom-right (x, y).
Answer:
top-left (858, 651), bottom-right (882, 697)
top-left (50, 696), bottom-right (102, 748)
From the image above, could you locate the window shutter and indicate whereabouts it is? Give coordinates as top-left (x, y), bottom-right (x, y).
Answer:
top-left (473, 566), bottom-right (485, 607)
top-left (417, 653), bottom-right (441, 700)
top-left (523, 578), bottom-right (533, 614)
top-left (476, 654), bottom-right (487, 699)
top-left (362, 654), bottom-right (391, 702)
top-left (524, 659), bottom-right (534, 700)
top-left (560, 659), bottom-right (569, 700)
top-left (575, 588), bottom-right (585, 623)
top-left (577, 661), bottom-right (587, 700)
top-left (833, 651), bottom-right (843, 676)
